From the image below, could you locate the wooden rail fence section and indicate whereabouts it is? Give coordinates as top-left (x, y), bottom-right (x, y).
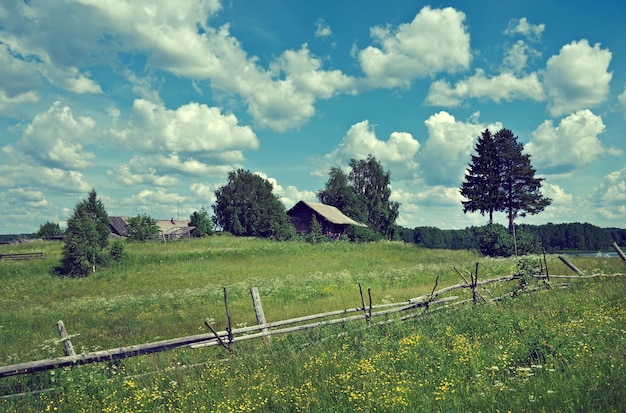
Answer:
top-left (1, 251), bottom-right (624, 379)
top-left (0, 252), bottom-right (44, 260)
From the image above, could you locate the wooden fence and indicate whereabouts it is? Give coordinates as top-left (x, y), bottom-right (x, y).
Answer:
top-left (0, 252), bottom-right (44, 260)
top-left (1, 246), bottom-right (625, 381)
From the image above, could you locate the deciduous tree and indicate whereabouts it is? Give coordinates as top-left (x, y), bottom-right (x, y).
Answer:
top-left (317, 166), bottom-right (366, 224)
top-left (126, 213), bottom-right (160, 241)
top-left (318, 155), bottom-right (399, 240)
top-left (213, 169), bottom-right (294, 240)
top-left (37, 221), bottom-right (63, 238)
top-left (348, 155), bottom-right (399, 239)
top-left (190, 207), bottom-right (214, 237)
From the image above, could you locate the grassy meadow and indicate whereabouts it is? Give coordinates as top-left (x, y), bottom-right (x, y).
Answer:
top-left (0, 237), bottom-right (624, 412)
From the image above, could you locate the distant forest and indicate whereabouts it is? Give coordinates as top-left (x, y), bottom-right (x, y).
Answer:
top-left (396, 222), bottom-right (626, 252)
top-left (3, 222), bottom-right (626, 252)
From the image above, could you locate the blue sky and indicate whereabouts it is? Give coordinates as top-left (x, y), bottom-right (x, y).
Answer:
top-left (1, 0), bottom-right (625, 234)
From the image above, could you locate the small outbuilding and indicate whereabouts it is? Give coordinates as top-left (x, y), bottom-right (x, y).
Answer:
top-left (287, 201), bottom-right (367, 238)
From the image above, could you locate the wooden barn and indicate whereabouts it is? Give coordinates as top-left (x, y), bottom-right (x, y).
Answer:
top-left (287, 201), bottom-right (366, 238)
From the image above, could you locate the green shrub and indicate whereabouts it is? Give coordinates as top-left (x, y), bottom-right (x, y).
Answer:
top-left (108, 239), bottom-right (126, 262)
top-left (479, 224), bottom-right (542, 257)
top-left (345, 225), bottom-right (383, 242)
top-left (306, 216), bottom-right (327, 243)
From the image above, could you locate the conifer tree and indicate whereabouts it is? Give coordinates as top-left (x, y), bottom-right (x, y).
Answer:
top-left (460, 129), bottom-right (551, 233)
top-left (495, 129), bottom-right (552, 233)
top-left (460, 129), bottom-right (502, 224)
top-left (61, 190), bottom-right (110, 277)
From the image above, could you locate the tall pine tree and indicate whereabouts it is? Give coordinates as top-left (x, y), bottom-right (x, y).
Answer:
top-left (460, 129), bottom-right (502, 224)
top-left (495, 129), bottom-right (551, 233)
top-left (460, 129), bottom-right (551, 233)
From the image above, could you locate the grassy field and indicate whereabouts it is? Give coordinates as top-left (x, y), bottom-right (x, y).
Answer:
top-left (1, 237), bottom-right (624, 412)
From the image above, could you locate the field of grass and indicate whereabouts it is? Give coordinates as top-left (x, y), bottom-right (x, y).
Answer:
top-left (1, 237), bottom-right (624, 412)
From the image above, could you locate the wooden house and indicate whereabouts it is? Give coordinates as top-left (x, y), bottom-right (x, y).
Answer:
top-left (287, 201), bottom-right (366, 238)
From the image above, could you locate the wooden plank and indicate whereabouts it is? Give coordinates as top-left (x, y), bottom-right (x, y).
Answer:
top-left (56, 321), bottom-right (75, 357)
top-left (0, 252), bottom-right (44, 260)
top-left (0, 331), bottom-right (223, 378)
top-left (558, 255), bottom-right (583, 275)
top-left (613, 242), bottom-right (626, 263)
top-left (3, 270), bottom-right (595, 380)
top-left (250, 287), bottom-right (270, 342)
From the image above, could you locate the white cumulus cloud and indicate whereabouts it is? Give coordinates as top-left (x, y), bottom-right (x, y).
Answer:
top-left (593, 167), bottom-right (626, 205)
top-left (18, 101), bottom-right (98, 169)
top-left (618, 88), bottom-right (626, 117)
top-left (425, 70), bottom-right (544, 106)
top-left (544, 40), bottom-right (612, 117)
top-left (419, 111), bottom-right (502, 186)
top-left (526, 109), bottom-right (620, 174)
top-left (112, 99), bottom-right (258, 156)
top-left (323, 120), bottom-right (420, 171)
top-left (357, 6), bottom-right (471, 88)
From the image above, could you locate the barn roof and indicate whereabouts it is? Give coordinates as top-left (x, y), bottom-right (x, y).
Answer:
top-left (289, 201), bottom-right (367, 227)
top-left (109, 216), bottom-right (129, 236)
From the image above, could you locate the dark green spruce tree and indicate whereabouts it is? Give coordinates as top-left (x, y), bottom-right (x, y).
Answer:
top-left (460, 129), bottom-right (551, 234)
top-left (460, 129), bottom-right (502, 224)
top-left (496, 129), bottom-right (552, 233)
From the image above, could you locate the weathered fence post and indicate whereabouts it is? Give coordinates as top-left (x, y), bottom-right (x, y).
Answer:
top-left (358, 282), bottom-right (369, 324)
top-left (543, 248), bottom-right (550, 282)
top-left (471, 263), bottom-right (479, 305)
top-left (250, 287), bottom-right (270, 343)
top-left (367, 287), bottom-right (373, 325)
top-left (57, 320), bottom-right (76, 357)
top-left (612, 242), bottom-right (626, 263)
top-left (558, 255), bottom-right (582, 276)
top-left (223, 287), bottom-right (233, 346)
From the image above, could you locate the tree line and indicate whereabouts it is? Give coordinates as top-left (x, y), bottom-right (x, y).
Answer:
top-left (398, 223), bottom-right (626, 253)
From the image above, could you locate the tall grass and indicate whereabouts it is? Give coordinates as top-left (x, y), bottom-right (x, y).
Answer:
top-left (1, 237), bottom-right (624, 411)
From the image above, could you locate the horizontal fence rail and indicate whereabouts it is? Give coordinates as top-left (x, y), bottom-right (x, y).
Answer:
top-left (0, 252), bottom-right (44, 260)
